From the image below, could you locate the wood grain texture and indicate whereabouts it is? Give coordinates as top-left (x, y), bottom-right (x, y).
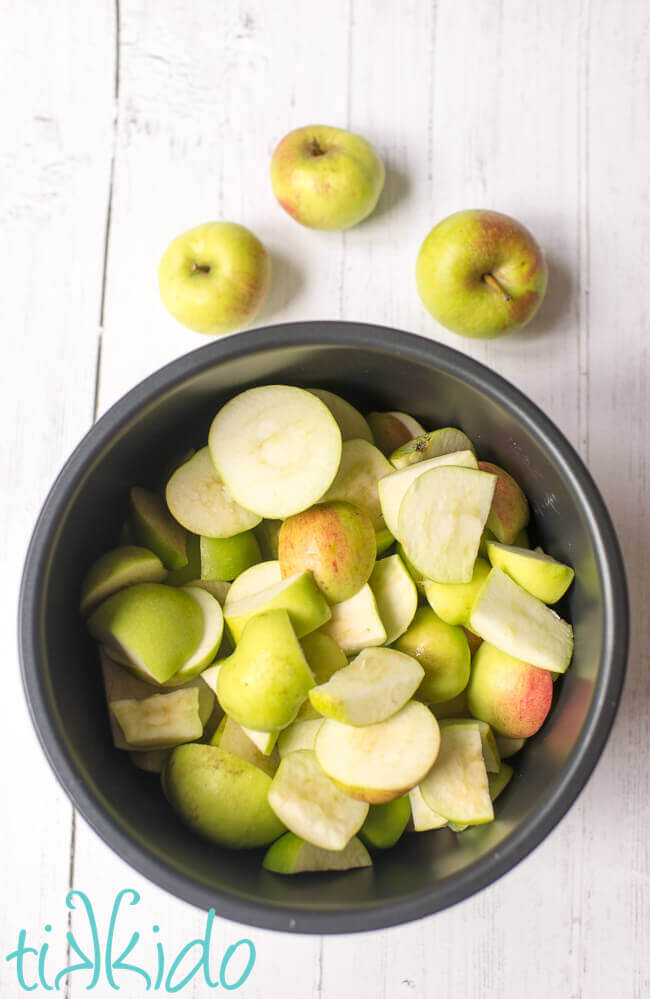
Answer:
top-left (3, 0), bottom-right (649, 996)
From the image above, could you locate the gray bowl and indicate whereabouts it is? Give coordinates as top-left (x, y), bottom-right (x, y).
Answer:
top-left (19, 322), bottom-right (628, 933)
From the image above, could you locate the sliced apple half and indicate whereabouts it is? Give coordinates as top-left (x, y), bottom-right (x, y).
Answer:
top-left (241, 727), bottom-right (278, 757)
top-left (166, 447), bottom-right (261, 538)
top-left (111, 687), bottom-right (203, 750)
top-left (378, 449), bottom-right (478, 539)
top-left (277, 718), bottom-right (325, 757)
top-left (267, 749), bottom-right (368, 851)
top-left (390, 427), bottom-right (476, 469)
top-left (408, 785), bottom-right (448, 831)
top-left (439, 718), bottom-right (500, 773)
top-left (224, 571), bottom-right (331, 643)
top-left (419, 722), bottom-right (493, 824)
top-left (263, 832), bottom-right (372, 874)
top-left (309, 647), bottom-right (423, 726)
top-left (163, 586), bottom-right (224, 685)
top-left (225, 559), bottom-right (282, 607)
top-left (307, 388), bottom-right (373, 443)
top-left (210, 715), bottom-right (279, 777)
top-left (469, 567), bottom-right (574, 673)
top-left (209, 385), bottom-right (342, 519)
top-left (369, 554), bottom-right (418, 644)
top-left (486, 541), bottom-right (575, 604)
top-left (399, 465), bottom-right (497, 583)
top-left (488, 763), bottom-right (514, 802)
top-left (322, 438), bottom-right (393, 528)
top-left (315, 701), bottom-right (440, 804)
top-left (80, 546), bottom-right (167, 615)
top-left (130, 487), bottom-right (187, 570)
top-left (319, 583), bottom-right (386, 654)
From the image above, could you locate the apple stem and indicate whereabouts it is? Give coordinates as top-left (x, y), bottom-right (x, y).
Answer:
top-left (483, 273), bottom-right (512, 302)
top-left (309, 136), bottom-right (326, 157)
top-left (191, 263), bottom-right (211, 275)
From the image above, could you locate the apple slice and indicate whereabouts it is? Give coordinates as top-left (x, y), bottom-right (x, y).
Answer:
top-left (378, 450), bottom-right (478, 539)
top-left (319, 583), bottom-right (386, 654)
top-left (224, 571), bottom-right (331, 643)
top-left (309, 647), bottom-right (423, 726)
top-left (478, 461), bottom-right (530, 544)
top-left (225, 560), bottom-right (282, 606)
top-left (495, 735), bottom-right (526, 758)
top-left (315, 701), bottom-right (440, 804)
top-left (469, 567), bottom-right (574, 673)
top-left (395, 542), bottom-right (425, 594)
top-left (486, 541), bottom-right (575, 604)
top-left (165, 533), bottom-right (201, 587)
top-left (210, 715), bottom-right (278, 777)
top-left (419, 722), bottom-right (494, 824)
top-left (359, 797), bottom-right (411, 849)
top-left (166, 447), bottom-right (261, 538)
top-left (111, 688), bottom-right (203, 749)
top-left (390, 427), bottom-right (476, 469)
top-left (185, 578), bottom-right (230, 604)
top-left (241, 727), bottom-right (278, 756)
top-left (268, 749), bottom-right (368, 851)
top-left (296, 632), bottom-right (348, 719)
top-left (399, 465), bottom-right (497, 583)
top-left (369, 554), bottom-right (418, 644)
top-left (322, 438), bottom-right (393, 528)
top-left (366, 411), bottom-right (426, 456)
top-left (130, 487), bottom-right (187, 570)
top-left (277, 718), bottom-right (325, 757)
top-left (163, 585), bottom-right (224, 685)
top-left (200, 531), bottom-right (261, 582)
top-left (488, 763), bottom-right (514, 802)
top-left (439, 718), bottom-right (500, 773)
top-left (408, 785), bottom-right (448, 831)
top-left (209, 385), bottom-right (342, 519)
top-left (423, 557), bottom-right (491, 627)
top-left (308, 388), bottom-right (373, 442)
top-left (263, 832), bottom-right (372, 874)
top-left (129, 749), bottom-right (172, 773)
top-left (80, 546), bottom-right (167, 615)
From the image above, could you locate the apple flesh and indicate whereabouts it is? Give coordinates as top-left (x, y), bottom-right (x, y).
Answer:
top-left (486, 540), bottom-right (574, 603)
top-left (320, 583), bottom-right (386, 654)
top-left (378, 449), bottom-right (478, 540)
top-left (278, 500), bottom-right (376, 604)
top-left (80, 546), bottom-right (167, 615)
top-left (166, 447), bottom-right (261, 538)
top-left (394, 606), bottom-right (470, 704)
top-left (467, 641), bottom-right (553, 739)
top-left (308, 647), bottom-right (423, 726)
top-left (210, 715), bottom-right (279, 777)
top-left (478, 461), bottom-right (530, 544)
top-left (158, 221), bottom-right (271, 336)
top-left (270, 125), bottom-right (385, 231)
top-left (225, 559), bottom-right (282, 606)
top-left (323, 439), bottom-right (393, 529)
top-left (416, 209), bottom-right (548, 339)
top-left (307, 388), bottom-right (373, 442)
top-left (368, 553), bottom-right (418, 644)
top-left (277, 718), bottom-right (324, 757)
top-left (296, 631), bottom-right (348, 719)
top-left (111, 688), bottom-right (203, 749)
top-left (408, 785), bottom-right (447, 831)
top-left (390, 427), bottom-right (475, 469)
top-left (263, 832), bottom-right (372, 874)
top-left (419, 722), bottom-right (493, 824)
top-left (224, 570), bottom-right (331, 643)
top-left (366, 411), bottom-right (425, 456)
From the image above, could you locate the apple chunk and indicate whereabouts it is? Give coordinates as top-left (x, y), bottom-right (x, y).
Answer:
top-left (224, 571), bottom-right (331, 643)
top-left (323, 439), bottom-right (393, 529)
top-left (200, 531), bottom-right (261, 582)
top-left (268, 750), bottom-right (369, 851)
top-left (368, 554), bottom-right (418, 644)
top-left (263, 833), bottom-right (372, 875)
top-left (319, 583), bottom-right (386, 654)
top-left (164, 585), bottom-right (224, 685)
top-left (315, 701), bottom-right (440, 804)
top-left (419, 722), bottom-right (493, 824)
top-left (424, 557), bottom-right (491, 627)
top-left (130, 487), bottom-right (187, 571)
top-left (408, 785), bottom-right (448, 831)
top-left (277, 718), bottom-right (325, 757)
top-left (366, 411), bottom-right (425, 456)
top-left (210, 715), bottom-right (279, 777)
top-left (390, 427), bottom-right (475, 469)
top-left (378, 449), bottom-right (478, 539)
top-left (478, 461), bottom-right (530, 544)
top-left (307, 388), bottom-right (373, 442)
top-left (225, 560), bottom-right (282, 606)
top-left (486, 541), bottom-right (574, 604)
top-left (309, 647), bottom-right (423, 726)
top-left (80, 546), bottom-right (167, 615)
top-left (111, 688), bottom-right (203, 750)
top-left (166, 447), bottom-right (261, 538)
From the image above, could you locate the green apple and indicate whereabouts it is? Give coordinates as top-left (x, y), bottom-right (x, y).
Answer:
top-left (130, 487), bottom-right (187, 570)
top-left (111, 688), bottom-right (203, 750)
top-left (88, 583), bottom-right (204, 684)
top-left (200, 531), bottom-right (261, 582)
top-left (309, 647), bottom-right (423, 726)
top-left (210, 715), bottom-right (278, 777)
top-left (255, 520), bottom-right (283, 560)
top-left (80, 546), bottom-right (167, 615)
top-left (263, 832), bottom-right (372, 874)
top-left (158, 221), bottom-right (271, 336)
top-left (307, 388), bottom-right (373, 442)
top-left (323, 439), bottom-right (393, 529)
top-left (419, 722), bottom-right (493, 824)
top-left (486, 540), bottom-right (574, 604)
top-left (166, 447), bottom-right (261, 538)
top-left (270, 125), bottom-right (385, 230)
top-left (375, 528), bottom-right (395, 556)
top-left (315, 701), bottom-right (440, 804)
top-left (467, 641), bottom-right (553, 738)
top-left (320, 583), bottom-right (386, 654)
top-left (225, 560), bottom-right (281, 606)
top-left (398, 465), bottom-right (497, 583)
top-left (423, 557), bottom-right (491, 627)
top-left (267, 749), bottom-right (369, 851)
top-left (209, 385), bottom-right (342, 519)
top-left (394, 606), bottom-right (471, 704)
top-left (278, 501), bottom-right (376, 604)
top-left (277, 718), bottom-right (324, 757)
top-left (359, 796), bottom-right (411, 850)
top-left (368, 553), bottom-right (418, 644)
top-left (477, 461), bottom-right (530, 544)
top-left (163, 585), bottom-right (224, 685)
top-left (366, 412), bottom-right (425, 456)
top-left (224, 570), bottom-right (331, 643)
top-left (408, 785), bottom-right (447, 831)
top-left (469, 567), bottom-right (574, 673)
top-left (378, 449), bottom-right (478, 539)
top-left (217, 609), bottom-right (314, 731)
top-left (488, 763), bottom-right (514, 802)
top-left (390, 427), bottom-right (475, 469)
top-left (416, 209), bottom-right (548, 339)
top-left (164, 744), bottom-right (285, 848)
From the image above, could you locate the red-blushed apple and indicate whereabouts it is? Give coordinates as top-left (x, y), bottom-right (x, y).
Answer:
top-left (158, 222), bottom-right (271, 336)
top-left (366, 411), bottom-right (425, 456)
top-left (278, 501), bottom-right (376, 604)
top-left (270, 125), bottom-right (385, 231)
top-left (416, 210), bottom-right (548, 338)
top-left (478, 461), bottom-right (530, 544)
top-left (467, 641), bottom-right (553, 738)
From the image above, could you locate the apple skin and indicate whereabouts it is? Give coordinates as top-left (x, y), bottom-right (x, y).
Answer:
top-left (478, 461), bottom-right (530, 544)
top-left (393, 606), bottom-right (471, 704)
top-left (366, 412), bottom-right (423, 456)
top-left (467, 641), bottom-right (553, 738)
top-left (270, 125), bottom-right (385, 230)
top-left (278, 501), bottom-right (376, 604)
top-left (158, 222), bottom-right (271, 336)
top-left (416, 210), bottom-right (548, 339)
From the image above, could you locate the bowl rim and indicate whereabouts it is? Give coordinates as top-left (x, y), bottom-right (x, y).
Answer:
top-left (18, 321), bottom-right (629, 934)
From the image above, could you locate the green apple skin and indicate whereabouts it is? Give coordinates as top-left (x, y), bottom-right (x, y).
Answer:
top-left (467, 641), bottom-right (553, 738)
top-left (359, 796), bottom-right (411, 850)
top-left (200, 531), bottom-right (261, 582)
top-left (278, 501), bottom-right (376, 604)
top-left (394, 606), bottom-right (470, 704)
top-left (375, 528), bottom-right (395, 556)
top-left (424, 557), bottom-right (491, 627)
top-left (130, 487), bottom-right (187, 571)
top-left (80, 546), bottom-right (167, 615)
top-left (416, 210), bottom-right (548, 339)
top-left (478, 462), bottom-right (530, 544)
top-left (296, 631), bottom-right (348, 719)
top-left (158, 222), bottom-right (271, 336)
top-left (270, 125), bottom-right (385, 231)
top-left (262, 832), bottom-right (372, 874)
top-left (165, 532), bottom-right (202, 586)
top-left (163, 744), bottom-right (285, 848)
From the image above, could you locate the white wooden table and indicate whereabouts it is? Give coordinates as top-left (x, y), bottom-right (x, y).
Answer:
top-left (3, 2), bottom-right (649, 996)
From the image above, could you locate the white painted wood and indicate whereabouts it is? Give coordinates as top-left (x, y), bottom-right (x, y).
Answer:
top-left (2, 0), bottom-right (649, 996)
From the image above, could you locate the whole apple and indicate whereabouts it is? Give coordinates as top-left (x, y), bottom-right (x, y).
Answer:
top-left (270, 124), bottom-right (385, 230)
top-left (416, 209), bottom-right (548, 338)
top-left (158, 222), bottom-right (271, 335)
